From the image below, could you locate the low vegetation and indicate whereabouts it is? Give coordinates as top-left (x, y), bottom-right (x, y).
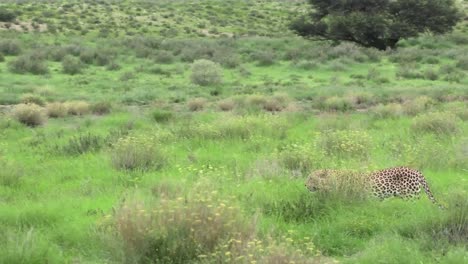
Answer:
top-left (0, 0), bottom-right (466, 263)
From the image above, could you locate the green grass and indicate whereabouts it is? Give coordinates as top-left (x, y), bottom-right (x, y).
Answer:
top-left (0, 0), bottom-right (467, 263)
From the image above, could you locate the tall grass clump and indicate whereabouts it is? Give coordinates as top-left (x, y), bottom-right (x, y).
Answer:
top-left (110, 135), bottom-right (167, 171)
top-left (315, 130), bottom-right (372, 159)
top-left (0, 228), bottom-right (62, 264)
top-left (102, 192), bottom-right (252, 263)
top-left (12, 103), bottom-right (47, 127)
top-left (58, 133), bottom-right (104, 156)
top-left (399, 192), bottom-right (467, 247)
top-left (102, 191), bottom-right (322, 263)
top-left (190, 59), bottom-right (223, 86)
top-left (0, 159), bottom-right (24, 187)
top-left (277, 143), bottom-right (315, 175)
top-left (411, 112), bottom-right (460, 135)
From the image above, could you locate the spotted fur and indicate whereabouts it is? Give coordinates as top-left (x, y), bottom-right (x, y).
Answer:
top-left (306, 167), bottom-right (443, 208)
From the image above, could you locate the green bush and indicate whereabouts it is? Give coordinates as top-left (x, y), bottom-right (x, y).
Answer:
top-left (315, 130), bottom-right (372, 159)
top-left (91, 101), bottom-right (112, 115)
top-left (252, 50), bottom-right (276, 66)
top-left (12, 103), bottom-right (47, 127)
top-left (0, 39), bottom-right (21, 55)
top-left (455, 56), bottom-right (468, 70)
top-left (411, 112), bottom-right (460, 135)
top-left (151, 109), bottom-right (173, 123)
top-left (62, 55), bottom-right (85, 75)
top-left (0, 9), bottom-right (17, 22)
top-left (190, 59), bottom-right (223, 86)
top-left (8, 54), bottom-right (48, 75)
top-left (153, 50), bottom-right (174, 64)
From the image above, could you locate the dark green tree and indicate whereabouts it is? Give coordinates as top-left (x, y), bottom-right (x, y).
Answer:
top-left (291, 0), bottom-right (462, 50)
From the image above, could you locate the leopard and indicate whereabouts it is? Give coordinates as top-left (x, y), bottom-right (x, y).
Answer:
top-left (305, 166), bottom-right (444, 208)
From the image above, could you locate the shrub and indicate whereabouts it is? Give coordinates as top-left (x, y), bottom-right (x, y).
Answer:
top-left (252, 50), bottom-right (276, 66)
top-left (46, 102), bottom-right (68, 118)
top-left (101, 191), bottom-right (315, 264)
top-left (315, 130), bottom-right (372, 159)
top-left (8, 54), bottom-right (48, 75)
top-left (455, 56), bottom-right (468, 70)
top-left (423, 68), bottom-right (439, 80)
top-left (0, 9), bottom-right (17, 22)
top-left (12, 103), bottom-right (47, 127)
top-left (190, 59), bottom-right (223, 86)
top-left (58, 133), bottom-right (104, 156)
top-left (62, 55), bottom-right (84, 75)
top-left (187, 98), bottom-right (207, 111)
top-left (403, 96), bottom-right (434, 116)
top-left (322, 96), bottom-right (355, 112)
top-left (0, 159), bottom-right (24, 187)
top-left (263, 93), bottom-right (290, 112)
top-left (0, 39), bottom-right (21, 55)
top-left (66, 101), bottom-right (90, 116)
top-left (245, 94), bottom-right (268, 111)
top-left (411, 112), bottom-right (460, 135)
top-left (396, 64), bottom-right (422, 79)
top-left (0, 53), bottom-right (4, 62)
top-left (277, 143), bottom-right (315, 174)
top-left (110, 135), bottom-right (167, 171)
top-left (20, 93), bottom-right (46, 106)
top-left (372, 103), bottom-right (404, 119)
top-left (217, 98), bottom-right (235, 111)
top-left (151, 109), bottom-right (173, 123)
top-left (153, 50), bottom-right (174, 64)
top-left (91, 101), bottom-right (112, 115)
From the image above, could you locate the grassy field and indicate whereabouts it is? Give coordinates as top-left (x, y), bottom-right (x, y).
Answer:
top-left (0, 0), bottom-right (467, 263)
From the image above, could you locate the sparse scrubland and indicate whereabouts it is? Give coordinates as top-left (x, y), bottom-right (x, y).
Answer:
top-left (0, 0), bottom-right (467, 263)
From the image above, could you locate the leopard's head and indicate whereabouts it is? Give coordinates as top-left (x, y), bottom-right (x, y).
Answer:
top-left (305, 169), bottom-right (332, 192)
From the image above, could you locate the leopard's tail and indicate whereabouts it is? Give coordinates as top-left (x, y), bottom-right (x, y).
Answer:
top-left (419, 173), bottom-right (445, 209)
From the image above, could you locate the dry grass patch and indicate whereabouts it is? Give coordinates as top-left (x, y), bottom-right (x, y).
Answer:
top-left (12, 103), bottom-right (47, 127)
top-left (217, 98), bottom-right (235, 111)
top-left (46, 102), bottom-right (68, 118)
top-left (66, 101), bottom-right (90, 116)
top-left (187, 98), bottom-right (207, 111)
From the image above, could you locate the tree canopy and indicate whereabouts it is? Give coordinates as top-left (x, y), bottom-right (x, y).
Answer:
top-left (291, 0), bottom-right (462, 50)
